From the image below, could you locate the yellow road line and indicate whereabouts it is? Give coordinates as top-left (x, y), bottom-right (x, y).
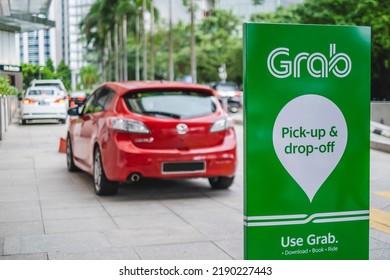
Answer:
top-left (370, 208), bottom-right (390, 234)
top-left (375, 192), bottom-right (390, 199)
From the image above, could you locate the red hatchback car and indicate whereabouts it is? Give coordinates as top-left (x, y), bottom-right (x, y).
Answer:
top-left (66, 81), bottom-right (237, 195)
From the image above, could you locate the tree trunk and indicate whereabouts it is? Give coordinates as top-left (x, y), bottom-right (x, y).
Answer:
top-left (118, 21), bottom-right (123, 81)
top-left (123, 16), bottom-right (128, 81)
top-left (142, 0), bottom-right (148, 81)
top-left (168, 0), bottom-right (174, 81)
top-left (150, 0), bottom-right (155, 80)
top-left (135, 12), bottom-right (140, 81)
top-left (190, 0), bottom-right (197, 83)
top-left (107, 30), bottom-right (112, 81)
top-left (114, 21), bottom-right (119, 82)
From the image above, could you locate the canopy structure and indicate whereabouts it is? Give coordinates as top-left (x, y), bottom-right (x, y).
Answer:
top-left (0, 0), bottom-right (55, 32)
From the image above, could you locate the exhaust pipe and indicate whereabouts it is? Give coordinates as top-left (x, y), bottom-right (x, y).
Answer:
top-left (128, 173), bottom-right (141, 183)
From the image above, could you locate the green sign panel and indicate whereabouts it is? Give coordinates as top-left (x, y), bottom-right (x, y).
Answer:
top-left (244, 23), bottom-right (370, 260)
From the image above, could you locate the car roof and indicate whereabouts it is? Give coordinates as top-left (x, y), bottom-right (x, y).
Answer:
top-left (27, 86), bottom-right (60, 91)
top-left (31, 79), bottom-right (63, 84)
top-left (31, 79), bottom-right (66, 88)
top-left (101, 81), bottom-right (215, 96)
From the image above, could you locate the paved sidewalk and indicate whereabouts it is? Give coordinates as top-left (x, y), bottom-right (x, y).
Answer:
top-left (0, 115), bottom-right (389, 259)
top-left (0, 119), bottom-right (244, 260)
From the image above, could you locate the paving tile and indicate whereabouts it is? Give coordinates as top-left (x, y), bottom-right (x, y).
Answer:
top-left (0, 158), bottom-right (34, 170)
top-left (135, 241), bottom-right (232, 260)
top-left (44, 217), bottom-right (118, 234)
top-left (40, 197), bottom-right (101, 210)
top-left (170, 206), bottom-right (242, 241)
top-left (0, 253), bottom-right (48, 260)
top-left (113, 213), bottom-right (188, 230)
top-left (370, 237), bottom-right (390, 250)
top-left (214, 239), bottom-right (243, 260)
top-left (104, 225), bottom-right (206, 247)
top-left (369, 248), bottom-right (390, 260)
top-left (3, 232), bottom-right (111, 255)
top-left (370, 193), bottom-right (390, 210)
top-left (0, 221), bottom-right (44, 237)
top-left (0, 202), bottom-right (42, 223)
top-left (0, 236), bottom-right (3, 255)
top-left (49, 247), bottom-right (139, 260)
top-left (0, 187), bottom-right (39, 202)
top-left (160, 197), bottom-right (225, 211)
top-left (0, 170), bottom-right (36, 181)
top-left (102, 201), bottom-right (170, 217)
top-left (38, 189), bottom-right (93, 200)
top-left (42, 206), bottom-right (109, 221)
top-left (370, 229), bottom-right (390, 245)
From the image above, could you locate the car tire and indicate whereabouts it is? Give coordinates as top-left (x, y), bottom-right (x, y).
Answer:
top-left (208, 176), bottom-right (234, 189)
top-left (21, 119), bottom-right (27, 125)
top-left (66, 135), bottom-right (79, 172)
top-left (60, 119), bottom-right (66, 124)
top-left (93, 148), bottom-right (118, 196)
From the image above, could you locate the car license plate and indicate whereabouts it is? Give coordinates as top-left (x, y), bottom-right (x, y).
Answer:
top-left (39, 101), bottom-right (49, 106)
top-left (162, 161), bottom-right (206, 174)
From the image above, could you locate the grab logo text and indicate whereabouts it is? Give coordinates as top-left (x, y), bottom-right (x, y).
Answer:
top-left (267, 44), bottom-right (351, 79)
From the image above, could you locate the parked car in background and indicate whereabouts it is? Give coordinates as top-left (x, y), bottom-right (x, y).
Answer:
top-left (68, 91), bottom-right (87, 106)
top-left (211, 82), bottom-right (243, 113)
top-left (30, 79), bottom-right (67, 98)
top-left (21, 86), bottom-right (67, 124)
top-left (66, 81), bottom-right (237, 196)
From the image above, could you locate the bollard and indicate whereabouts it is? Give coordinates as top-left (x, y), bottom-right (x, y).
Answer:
top-left (4, 96), bottom-right (8, 132)
top-left (0, 97), bottom-right (4, 141)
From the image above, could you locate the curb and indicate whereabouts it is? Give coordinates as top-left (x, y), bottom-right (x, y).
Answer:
top-left (370, 121), bottom-right (390, 153)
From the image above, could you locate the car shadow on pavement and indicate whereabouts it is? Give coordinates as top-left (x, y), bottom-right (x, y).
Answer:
top-left (94, 177), bottom-right (227, 201)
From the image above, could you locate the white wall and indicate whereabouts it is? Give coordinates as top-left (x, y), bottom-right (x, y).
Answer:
top-left (0, 31), bottom-right (19, 65)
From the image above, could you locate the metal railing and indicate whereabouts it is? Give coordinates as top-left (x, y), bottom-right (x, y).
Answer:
top-left (0, 95), bottom-right (18, 141)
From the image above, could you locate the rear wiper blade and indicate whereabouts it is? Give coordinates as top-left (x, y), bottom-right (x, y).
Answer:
top-left (143, 111), bottom-right (181, 119)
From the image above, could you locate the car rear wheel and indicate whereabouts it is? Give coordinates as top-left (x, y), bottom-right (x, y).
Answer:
top-left (93, 148), bottom-right (118, 196)
top-left (208, 176), bottom-right (234, 189)
top-left (66, 135), bottom-right (79, 172)
top-left (21, 119), bottom-right (27, 125)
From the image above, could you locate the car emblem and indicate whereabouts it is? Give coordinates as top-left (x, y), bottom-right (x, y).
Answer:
top-left (176, 123), bottom-right (188, 135)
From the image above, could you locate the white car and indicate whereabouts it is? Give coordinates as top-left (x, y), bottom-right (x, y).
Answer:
top-left (30, 79), bottom-right (67, 97)
top-left (21, 86), bottom-right (67, 124)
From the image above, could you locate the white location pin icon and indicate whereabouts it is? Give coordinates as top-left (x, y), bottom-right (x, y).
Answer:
top-left (273, 95), bottom-right (348, 202)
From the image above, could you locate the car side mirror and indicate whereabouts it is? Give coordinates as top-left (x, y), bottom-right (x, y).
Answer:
top-left (68, 107), bottom-right (80, 116)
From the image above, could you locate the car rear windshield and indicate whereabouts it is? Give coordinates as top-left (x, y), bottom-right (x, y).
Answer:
top-left (34, 83), bottom-right (62, 90)
top-left (28, 89), bottom-right (56, 96)
top-left (123, 90), bottom-right (217, 119)
top-left (215, 83), bottom-right (238, 91)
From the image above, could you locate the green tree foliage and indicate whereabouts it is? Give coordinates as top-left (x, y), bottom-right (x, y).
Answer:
top-left (45, 58), bottom-right (55, 73)
top-left (197, 9), bottom-right (242, 84)
top-left (21, 63), bottom-right (41, 89)
top-left (21, 60), bottom-right (72, 90)
top-left (252, 0), bottom-right (264, 5)
top-left (79, 65), bottom-right (99, 90)
top-left (56, 60), bottom-right (72, 90)
top-left (82, 2), bottom-right (243, 86)
top-left (251, 0), bottom-right (390, 100)
top-left (0, 76), bottom-right (18, 95)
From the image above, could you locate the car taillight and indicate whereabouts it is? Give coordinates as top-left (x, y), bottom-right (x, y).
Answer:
top-left (210, 117), bottom-right (234, 133)
top-left (22, 99), bottom-right (35, 104)
top-left (107, 117), bottom-right (150, 134)
top-left (233, 91), bottom-right (242, 98)
top-left (55, 99), bottom-right (65, 103)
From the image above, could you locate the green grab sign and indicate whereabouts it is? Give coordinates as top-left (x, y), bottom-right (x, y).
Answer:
top-left (243, 23), bottom-right (370, 260)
